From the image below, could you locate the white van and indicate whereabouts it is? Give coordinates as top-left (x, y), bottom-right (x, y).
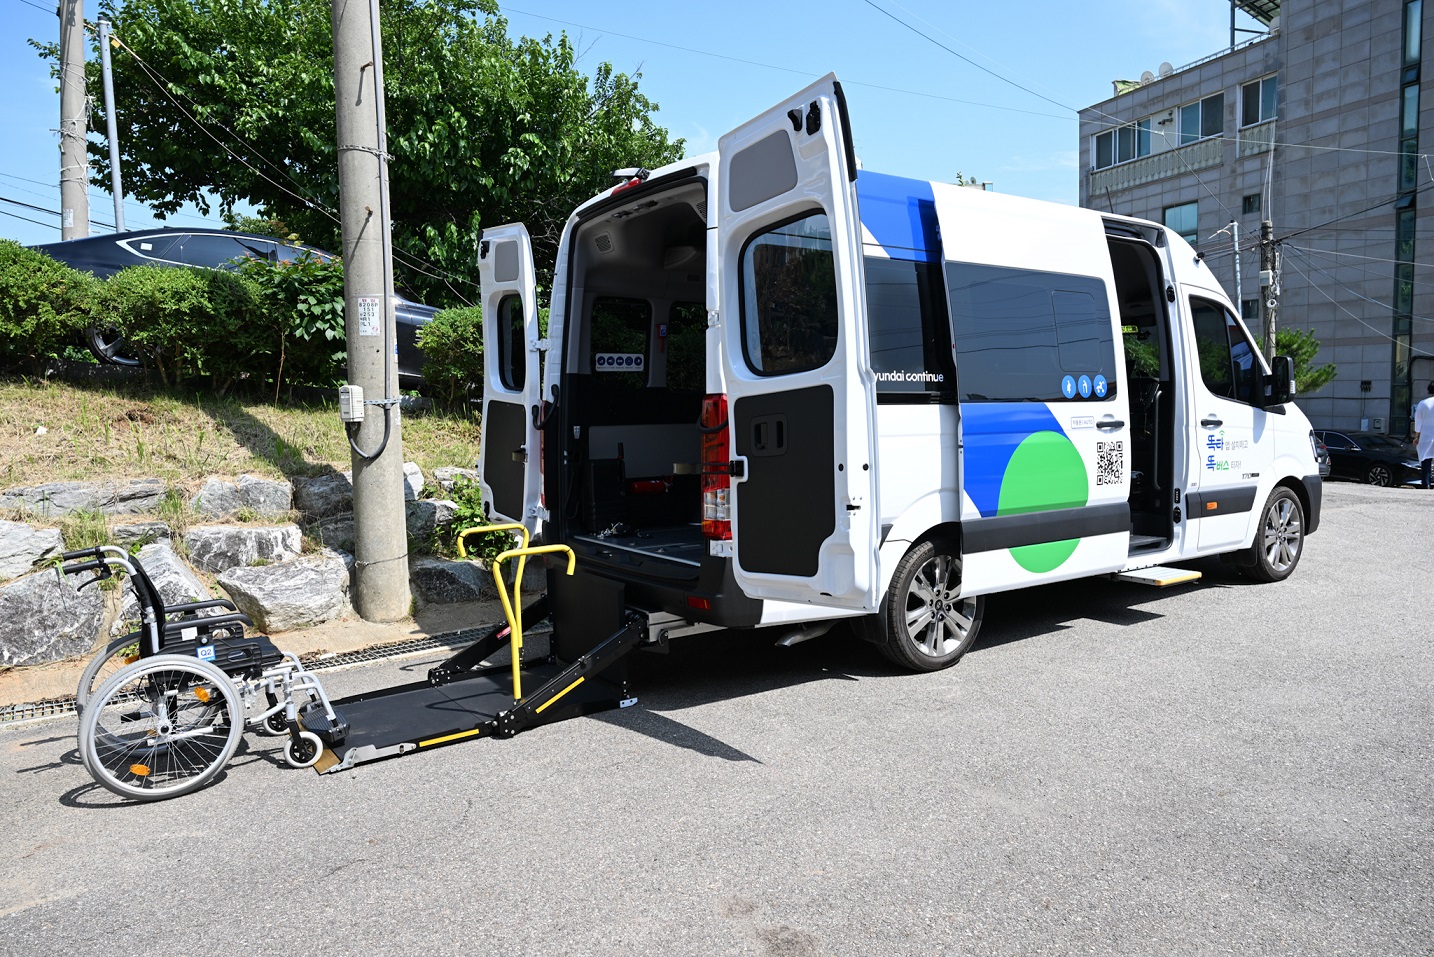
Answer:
top-left (475, 74), bottom-right (1322, 672)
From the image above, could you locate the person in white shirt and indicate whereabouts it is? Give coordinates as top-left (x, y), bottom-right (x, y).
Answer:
top-left (1415, 381), bottom-right (1434, 490)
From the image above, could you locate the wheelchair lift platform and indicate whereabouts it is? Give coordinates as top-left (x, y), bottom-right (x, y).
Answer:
top-left (309, 546), bottom-right (648, 774)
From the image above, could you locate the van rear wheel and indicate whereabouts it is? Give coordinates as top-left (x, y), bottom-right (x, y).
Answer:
top-left (868, 540), bottom-right (983, 672)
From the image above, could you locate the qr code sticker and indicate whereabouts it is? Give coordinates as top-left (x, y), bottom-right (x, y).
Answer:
top-left (1096, 440), bottom-right (1123, 486)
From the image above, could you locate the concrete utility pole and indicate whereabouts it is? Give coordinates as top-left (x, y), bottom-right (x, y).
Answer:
top-left (98, 19), bottom-right (124, 232)
top-left (58, 0), bottom-right (89, 239)
top-left (332, 0), bottom-right (410, 621)
top-left (1259, 219), bottom-right (1279, 359)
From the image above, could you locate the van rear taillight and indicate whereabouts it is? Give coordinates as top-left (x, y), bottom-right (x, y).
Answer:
top-left (700, 394), bottom-right (731, 541)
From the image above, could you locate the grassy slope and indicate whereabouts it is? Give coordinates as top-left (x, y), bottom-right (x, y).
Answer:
top-left (0, 376), bottom-right (480, 497)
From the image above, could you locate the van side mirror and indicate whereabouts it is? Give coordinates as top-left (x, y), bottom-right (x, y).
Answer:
top-left (1266, 354), bottom-right (1296, 406)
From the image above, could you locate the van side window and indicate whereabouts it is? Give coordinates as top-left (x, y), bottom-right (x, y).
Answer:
top-left (665, 302), bottom-right (706, 392)
top-left (865, 256), bottom-right (955, 400)
top-left (590, 296), bottom-right (651, 389)
top-left (1190, 297), bottom-right (1258, 405)
top-left (945, 263), bottom-right (1117, 402)
top-left (496, 294), bottom-right (526, 391)
top-left (739, 212), bottom-right (838, 375)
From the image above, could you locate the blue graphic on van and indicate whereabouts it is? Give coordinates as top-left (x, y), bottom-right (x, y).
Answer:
top-left (962, 404), bottom-right (1072, 518)
top-left (855, 172), bottom-right (939, 262)
top-left (1061, 375), bottom-right (1076, 399)
top-left (1078, 375), bottom-right (1092, 398)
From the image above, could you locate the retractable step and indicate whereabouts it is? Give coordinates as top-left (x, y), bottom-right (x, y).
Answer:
top-left (1112, 565), bottom-right (1203, 587)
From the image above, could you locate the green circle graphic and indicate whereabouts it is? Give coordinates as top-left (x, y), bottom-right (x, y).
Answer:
top-left (997, 430), bottom-right (1088, 574)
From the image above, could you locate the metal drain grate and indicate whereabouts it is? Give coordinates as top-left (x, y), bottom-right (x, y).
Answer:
top-left (0, 626), bottom-right (548, 726)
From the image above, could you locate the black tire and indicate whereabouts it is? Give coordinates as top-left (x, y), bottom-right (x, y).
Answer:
top-left (1365, 463), bottom-right (1392, 487)
top-left (78, 655), bottom-right (241, 801)
top-left (1243, 486), bottom-right (1305, 583)
top-left (866, 539), bottom-right (984, 672)
top-left (283, 730), bottom-right (325, 769)
top-left (75, 633), bottom-right (142, 717)
top-left (84, 324), bottom-right (141, 366)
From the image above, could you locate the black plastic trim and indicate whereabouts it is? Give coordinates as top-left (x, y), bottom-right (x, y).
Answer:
top-left (1184, 485), bottom-right (1259, 519)
top-left (963, 502), bottom-right (1130, 554)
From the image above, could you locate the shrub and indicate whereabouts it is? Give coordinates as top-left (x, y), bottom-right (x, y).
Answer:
top-left (436, 476), bottom-right (516, 566)
top-left (234, 254), bottom-right (347, 393)
top-left (417, 305), bottom-right (484, 409)
top-left (0, 240), bottom-right (98, 373)
top-left (97, 265), bottom-right (260, 389)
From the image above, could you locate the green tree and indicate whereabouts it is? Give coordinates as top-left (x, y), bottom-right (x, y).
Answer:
top-left (1276, 326), bottom-right (1337, 394)
top-left (39, 0), bottom-right (684, 305)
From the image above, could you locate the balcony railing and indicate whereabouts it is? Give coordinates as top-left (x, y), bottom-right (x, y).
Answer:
top-left (1238, 120), bottom-right (1276, 157)
top-left (1088, 136), bottom-right (1224, 193)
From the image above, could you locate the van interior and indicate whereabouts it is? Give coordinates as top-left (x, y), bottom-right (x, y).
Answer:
top-left (557, 178), bottom-right (711, 576)
top-left (1106, 228), bottom-right (1177, 553)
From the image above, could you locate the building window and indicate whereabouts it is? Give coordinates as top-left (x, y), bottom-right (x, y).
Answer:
top-left (1179, 93), bottom-right (1224, 145)
top-left (1164, 202), bottom-right (1199, 246)
top-left (1242, 193), bottom-right (1261, 215)
top-left (1241, 75), bottom-right (1278, 126)
top-left (1093, 119), bottom-right (1152, 169)
top-left (1401, 84), bottom-right (1421, 190)
top-left (1405, 0), bottom-right (1423, 67)
top-left (1241, 299), bottom-right (1260, 322)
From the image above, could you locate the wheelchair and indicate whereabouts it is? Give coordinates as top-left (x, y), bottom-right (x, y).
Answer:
top-left (62, 545), bottom-right (347, 801)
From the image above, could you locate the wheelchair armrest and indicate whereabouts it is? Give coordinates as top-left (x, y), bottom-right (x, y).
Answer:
top-left (163, 612), bottom-right (254, 636)
top-left (165, 598), bottom-right (238, 617)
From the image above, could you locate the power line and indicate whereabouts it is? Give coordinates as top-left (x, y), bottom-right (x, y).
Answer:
top-left (13, 0), bottom-right (55, 14)
top-left (0, 208), bottom-right (57, 230)
top-left (0, 194), bottom-right (115, 230)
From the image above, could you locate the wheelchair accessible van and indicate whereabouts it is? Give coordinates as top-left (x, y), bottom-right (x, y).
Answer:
top-left (62, 525), bottom-right (652, 801)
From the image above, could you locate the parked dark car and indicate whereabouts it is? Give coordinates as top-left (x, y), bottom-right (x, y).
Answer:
top-left (1313, 430), bottom-right (1423, 487)
top-left (30, 228), bottom-right (435, 382)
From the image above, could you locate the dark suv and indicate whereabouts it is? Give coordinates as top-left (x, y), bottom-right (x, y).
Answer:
top-left (30, 228), bottom-right (436, 381)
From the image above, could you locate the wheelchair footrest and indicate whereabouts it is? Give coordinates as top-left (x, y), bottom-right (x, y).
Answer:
top-left (301, 701), bottom-right (350, 746)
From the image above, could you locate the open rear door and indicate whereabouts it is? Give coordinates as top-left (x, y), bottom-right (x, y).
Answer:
top-left (715, 74), bottom-right (879, 611)
top-left (476, 224), bottom-right (543, 535)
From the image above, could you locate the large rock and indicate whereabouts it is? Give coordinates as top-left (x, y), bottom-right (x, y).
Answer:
top-left (184, 524), bottom-right (303, 575)
top-left (0, 567), bottom-right (105, 666)
top-left (406, 499), bottom-right (457, 541)
top-left (112, 542), bottom-right (219, 634)
top-left (432, 467), bottom-right (480, 494)
top-left (0, 520), bottom-right (63, 580)
top-left (191, 475), bottom-right (294, 518)
top-left (111, 521), bottom-right (172, 548)
top-left (311, 513), bottom-right (355, 552)
top-left (237, 475), bottom-right (293, 515)
top-left (409, 556), bottom-right (495, 606)
top-left (0, 479), bottom-right (168, 517)
top-left (218, 550), bottom-right (352, 632)
top-left (293, 463), bottom-right (423, 518)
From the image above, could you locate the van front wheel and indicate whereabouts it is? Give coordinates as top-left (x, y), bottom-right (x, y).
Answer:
top-left (868, 540), bottom-right (984, 672)
top-left (1243, 486), bottom-right (1305, 583)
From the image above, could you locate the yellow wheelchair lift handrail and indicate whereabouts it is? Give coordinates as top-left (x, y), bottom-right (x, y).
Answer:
top-left (454, 523), bottom-right (576, 702)
top-left (492, 544), bottom-right (575, 701)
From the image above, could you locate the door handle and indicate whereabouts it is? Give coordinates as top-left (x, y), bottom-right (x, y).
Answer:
top-left (1096, 418), bottom-right (1125, 431)
top-left (1200, 416), bottom-right (1223, 428)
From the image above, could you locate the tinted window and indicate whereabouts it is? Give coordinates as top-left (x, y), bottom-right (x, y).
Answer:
top-left (496, 294), bottom-right (526, 391)
top-left (945, 262), bottom-right (1116, 402)
top-left (865, 256), bottom-right (954, 399)
top-left (740, 212), bottom-right (838, 375)
top-left (664, 302), bottom-right (706, 392)
top-left (1320, 432), bottom-right (1350, 450)
top-left (1190, 297), bottom-right (1259, 405)
top-left (590, 296), bottom-right (651, 389)
top-left (177, 234), bottom-right (274, 269)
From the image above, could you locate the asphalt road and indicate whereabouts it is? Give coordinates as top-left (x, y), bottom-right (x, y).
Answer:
top-left (2, 481), bottom-right (1430, 957)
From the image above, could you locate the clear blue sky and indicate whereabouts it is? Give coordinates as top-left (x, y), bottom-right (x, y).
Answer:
top-left (0, 0), bottom-right (1262, 249)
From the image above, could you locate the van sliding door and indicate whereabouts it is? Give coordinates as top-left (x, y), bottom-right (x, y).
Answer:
top-left (476, 224), bottom-right (543, 536)
top-left (715, 74), bottom-right (880, 611)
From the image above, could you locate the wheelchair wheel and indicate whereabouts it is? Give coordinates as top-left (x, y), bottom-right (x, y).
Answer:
top-left (79, 655), bottom-right (242, 801)
top-left (75, 633), bottom-right (143, 716)
top-left (284, 730), bottom-right (325, 769)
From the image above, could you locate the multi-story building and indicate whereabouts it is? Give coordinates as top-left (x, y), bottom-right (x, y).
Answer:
top-left (1079, 0), bottom-right (1431, 436)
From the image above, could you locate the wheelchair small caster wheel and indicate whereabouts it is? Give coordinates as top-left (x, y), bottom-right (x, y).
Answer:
top-left (264, 712), bottom-right (290, 736)
top-left (284, 730), bottom-right (325, 769)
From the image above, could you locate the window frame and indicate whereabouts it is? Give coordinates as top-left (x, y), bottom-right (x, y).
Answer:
top-left (1241, 75), bottom-right (1278, 127)
top-left (494, 293), bottom-right (528, 392)
top-left (1092, 118), bottom-right (1153, 170)
top-left (1178, 92), bottom-right (1225, 146)
top-left (737, 209), bottom-right (840, 377)
top-left (1190, 295), bottom-right (1261, 406)
top-left (1164, 201), bottom-right (1200, 246)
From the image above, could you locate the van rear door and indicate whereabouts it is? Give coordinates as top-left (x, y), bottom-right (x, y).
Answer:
top-left (476, 224), bottom-right (543, 535)
top-left (715, 74), bottom-right (880, 611)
